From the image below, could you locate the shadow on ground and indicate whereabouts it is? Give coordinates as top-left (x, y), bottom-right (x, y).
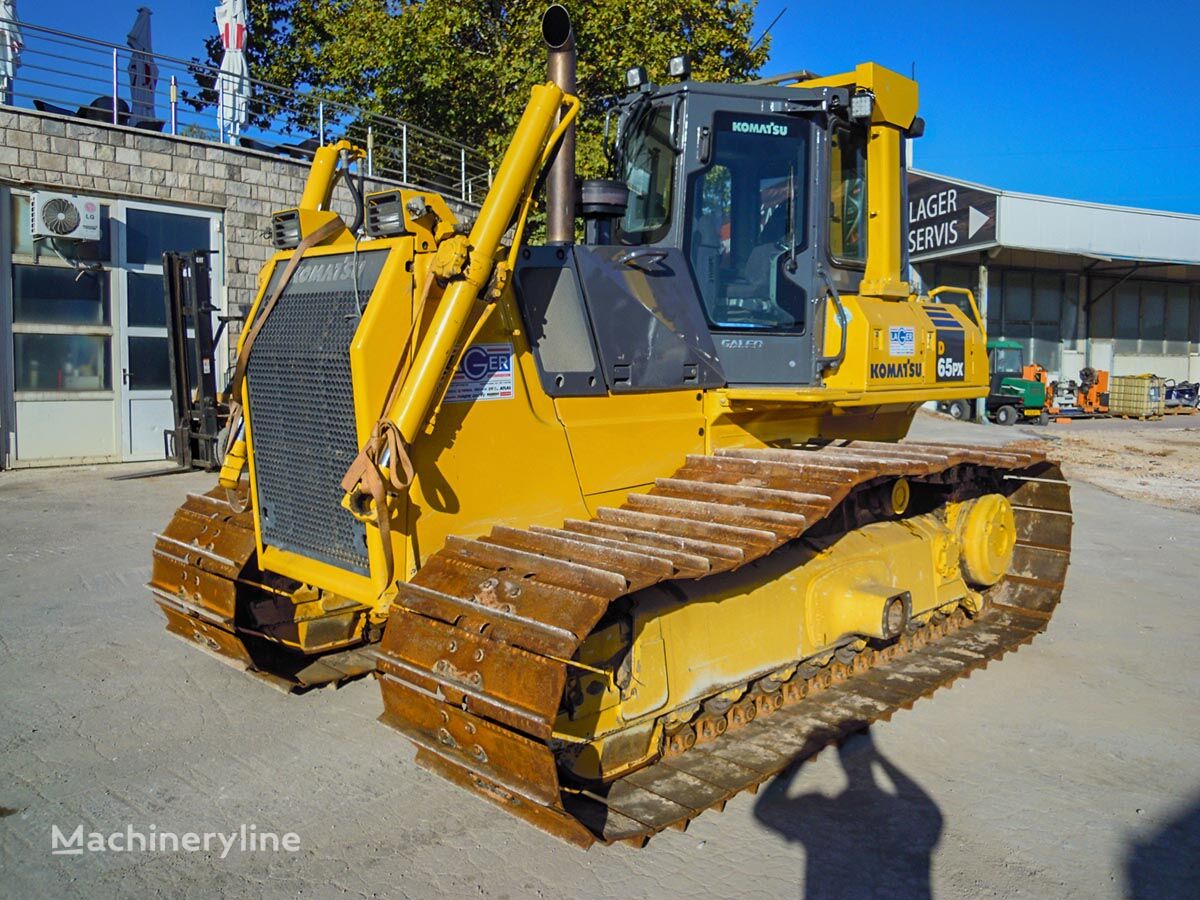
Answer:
top-left (1125, 792), bottom-right (1200, 898)
top-left (754, 729), bottom-right (943, 900)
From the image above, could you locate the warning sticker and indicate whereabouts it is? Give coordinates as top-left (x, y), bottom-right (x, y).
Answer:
top-left (444, 342), bottom-right (514, 403)
top-left (888, 326), bottom-right (915, 357)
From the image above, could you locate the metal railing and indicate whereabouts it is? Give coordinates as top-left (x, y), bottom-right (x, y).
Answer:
top-left (0, 18), bottom-right (493, 203)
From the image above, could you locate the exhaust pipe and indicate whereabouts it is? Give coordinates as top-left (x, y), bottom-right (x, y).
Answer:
top-left (542, 4), bottom-right (576, 244)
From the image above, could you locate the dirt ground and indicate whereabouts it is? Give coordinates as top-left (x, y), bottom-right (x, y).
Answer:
top-left (1027, 417), bottom-right (1200, 515)
top-left (1, 415), bottom-right (1198, 898)
top-left (930, 409), bottom-right (1200, 515)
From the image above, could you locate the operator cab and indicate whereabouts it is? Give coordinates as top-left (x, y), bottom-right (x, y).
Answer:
top-left (512, 68), bottom-right (915, 397)
top-left (612, 79), bottom-right (869, 384)
top-left (988, 341), bottom-right (1025, 380)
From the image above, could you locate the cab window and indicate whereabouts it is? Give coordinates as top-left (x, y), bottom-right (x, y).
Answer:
top-left (989, 345), bottom-right (1024, 374)
top-left (618, 105), bottom-right (676, 245)
top-left (830, 126), bottom-right (868, 264)
top-left (685, 113), bottom-right (808, 332)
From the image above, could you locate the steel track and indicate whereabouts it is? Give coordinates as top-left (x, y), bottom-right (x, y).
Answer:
top-left (375, 440), bottom-right (1072, 847)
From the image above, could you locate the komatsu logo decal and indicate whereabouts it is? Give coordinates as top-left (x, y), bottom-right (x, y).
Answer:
top-left (870, 361), bottom-right (923, 380)
top-left (731, 120), bottom-right (789, 136)
top-left (273, 249), bottom-right (388, 296)
top-left (291, 257), bottom-right (366, 286)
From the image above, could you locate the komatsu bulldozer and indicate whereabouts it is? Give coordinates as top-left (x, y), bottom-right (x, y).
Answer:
top-left (150, 6), bottom-right (1072, 848)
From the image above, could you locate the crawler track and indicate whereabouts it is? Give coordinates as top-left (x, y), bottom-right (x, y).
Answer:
top-left (149, 489), bottom-right (375, 690)
top-left (376, 440), bottom-right (1072, 847)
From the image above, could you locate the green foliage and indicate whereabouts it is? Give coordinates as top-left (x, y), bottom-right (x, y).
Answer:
top-left (202, 0), bottom-right (770, 176)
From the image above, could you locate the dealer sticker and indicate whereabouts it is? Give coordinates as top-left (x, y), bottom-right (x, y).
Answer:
top-left (888, 326), bottom-right (915, 357)
top-left (445, 342), bottom-right (514, 403)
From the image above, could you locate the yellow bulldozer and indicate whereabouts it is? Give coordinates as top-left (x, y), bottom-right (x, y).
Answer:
top-left (150, 6), bottom-right (1072, 848)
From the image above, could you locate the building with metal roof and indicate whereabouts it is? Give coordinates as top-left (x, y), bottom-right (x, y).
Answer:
top-left (908, 169), bottom-right (1200, 383)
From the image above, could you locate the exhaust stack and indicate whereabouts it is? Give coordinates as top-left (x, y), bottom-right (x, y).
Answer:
top-left (542, 5), bottom-right (576, 244)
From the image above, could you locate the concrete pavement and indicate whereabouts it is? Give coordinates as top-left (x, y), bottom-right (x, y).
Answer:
top-left (1, 422), bottom-right (1197, 898)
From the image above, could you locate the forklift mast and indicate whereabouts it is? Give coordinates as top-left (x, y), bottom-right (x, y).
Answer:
top-left (162, 250), bottom-right (228, 471)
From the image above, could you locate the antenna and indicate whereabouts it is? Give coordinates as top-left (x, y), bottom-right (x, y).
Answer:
top-left (750, 6), bottom-right (787, 52)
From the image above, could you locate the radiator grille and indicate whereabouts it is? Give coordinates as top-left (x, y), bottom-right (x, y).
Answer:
top-left (245, 252), bottom-right (385, 576)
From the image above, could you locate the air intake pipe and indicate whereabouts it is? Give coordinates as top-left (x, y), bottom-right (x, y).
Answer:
top-left (542, 4), bottom-right (576, 243)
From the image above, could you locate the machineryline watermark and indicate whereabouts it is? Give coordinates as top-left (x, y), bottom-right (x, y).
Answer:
top-left (51, 823), bottom-right (301, 858)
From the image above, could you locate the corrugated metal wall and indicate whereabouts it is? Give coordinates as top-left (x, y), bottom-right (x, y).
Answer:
top-left (919, 259), bottom-right (1200, 380)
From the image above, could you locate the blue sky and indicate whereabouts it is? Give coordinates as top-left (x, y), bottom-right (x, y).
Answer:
top-left (22, 0), bottom-right (1200, 213)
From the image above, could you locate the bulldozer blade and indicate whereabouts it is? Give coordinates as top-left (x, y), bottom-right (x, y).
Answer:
top-left (149, 486), bottom-right (373, 691)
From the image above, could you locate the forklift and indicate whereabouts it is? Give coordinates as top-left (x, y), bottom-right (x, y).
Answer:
top-left (161, 250), bottom-right (231, 470)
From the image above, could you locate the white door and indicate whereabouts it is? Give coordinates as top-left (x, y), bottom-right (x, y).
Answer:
top-left (115, 202), bottom-right (222, 460)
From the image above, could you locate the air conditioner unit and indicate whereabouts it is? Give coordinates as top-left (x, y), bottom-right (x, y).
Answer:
top-left (30, 192), bottom-right (102, 242)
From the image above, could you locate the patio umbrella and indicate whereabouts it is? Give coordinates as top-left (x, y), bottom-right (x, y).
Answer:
top-left (126, 7), bottom-right (158, 122)
top-left (215, 0), bottom-right (249, 141)
top-left (0, 0), bottom-right (23, 106)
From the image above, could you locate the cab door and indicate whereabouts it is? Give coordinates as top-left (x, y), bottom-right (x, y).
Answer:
top-left (682, 109), bottom-right (818, 385)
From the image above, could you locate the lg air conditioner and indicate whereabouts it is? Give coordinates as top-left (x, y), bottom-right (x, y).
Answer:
top-left (30, 192), bottom-right (102, 242)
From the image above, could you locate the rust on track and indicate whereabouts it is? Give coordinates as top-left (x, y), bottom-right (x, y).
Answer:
top-left (375, 440), bottom-right (1072, 847)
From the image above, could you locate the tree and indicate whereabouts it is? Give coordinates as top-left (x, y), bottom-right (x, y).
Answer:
top-left (200, 0), bottom-right (770, 177)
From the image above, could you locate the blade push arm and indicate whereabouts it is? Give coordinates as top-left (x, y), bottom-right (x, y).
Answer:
top-left (392, 83), bottom-right (579, 445)
top-left (339, 82), bottom-right (580, 585)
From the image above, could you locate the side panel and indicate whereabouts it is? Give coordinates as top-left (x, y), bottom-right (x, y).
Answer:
top-left (406, 294), bottom-right (592, 578)
top-left (820, 296), bottom-right (987, 399)
top-left (513, 245), bottom-right (606, 397)
top-left (555, 391), bottom-right (707, 499)
top-left (701, 296), bottom-right (988, 450)
top-left (573, 246), bottom-right (725, 392)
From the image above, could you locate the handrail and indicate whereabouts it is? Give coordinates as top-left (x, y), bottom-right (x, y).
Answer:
top-left (927, 285), bottom-right (985, 339)
top-left (815, 266), bottom-right (849, 374)
top-left (0, 16), bottom-right (493, 202)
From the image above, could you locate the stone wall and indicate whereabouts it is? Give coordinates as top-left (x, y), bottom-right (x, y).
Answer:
top-left (0, 107), bottom-right (476, 316)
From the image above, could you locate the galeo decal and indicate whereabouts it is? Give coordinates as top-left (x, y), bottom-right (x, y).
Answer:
top-left (870, 361), bottom-right (923, 379)
top-left (445, 342), bottom-right (514, 403)
top-left (731, 120), bottom-right (789, 137)
top-left (720, 337), bottom-right (765, 350)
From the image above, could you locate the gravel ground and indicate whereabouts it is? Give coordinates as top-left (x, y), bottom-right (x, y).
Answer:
top-left (1, 415), bottom-right (1197, 898)
top-left (1013, 415), bottom-right (1200, 515)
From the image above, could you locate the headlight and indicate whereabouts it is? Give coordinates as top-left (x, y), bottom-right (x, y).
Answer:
top-left (270, 210), bottom-right (301, 249)
top-left (365, 191), bottom-right (408, 238)
top-left (850, 91), bottom-right (874, 122)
